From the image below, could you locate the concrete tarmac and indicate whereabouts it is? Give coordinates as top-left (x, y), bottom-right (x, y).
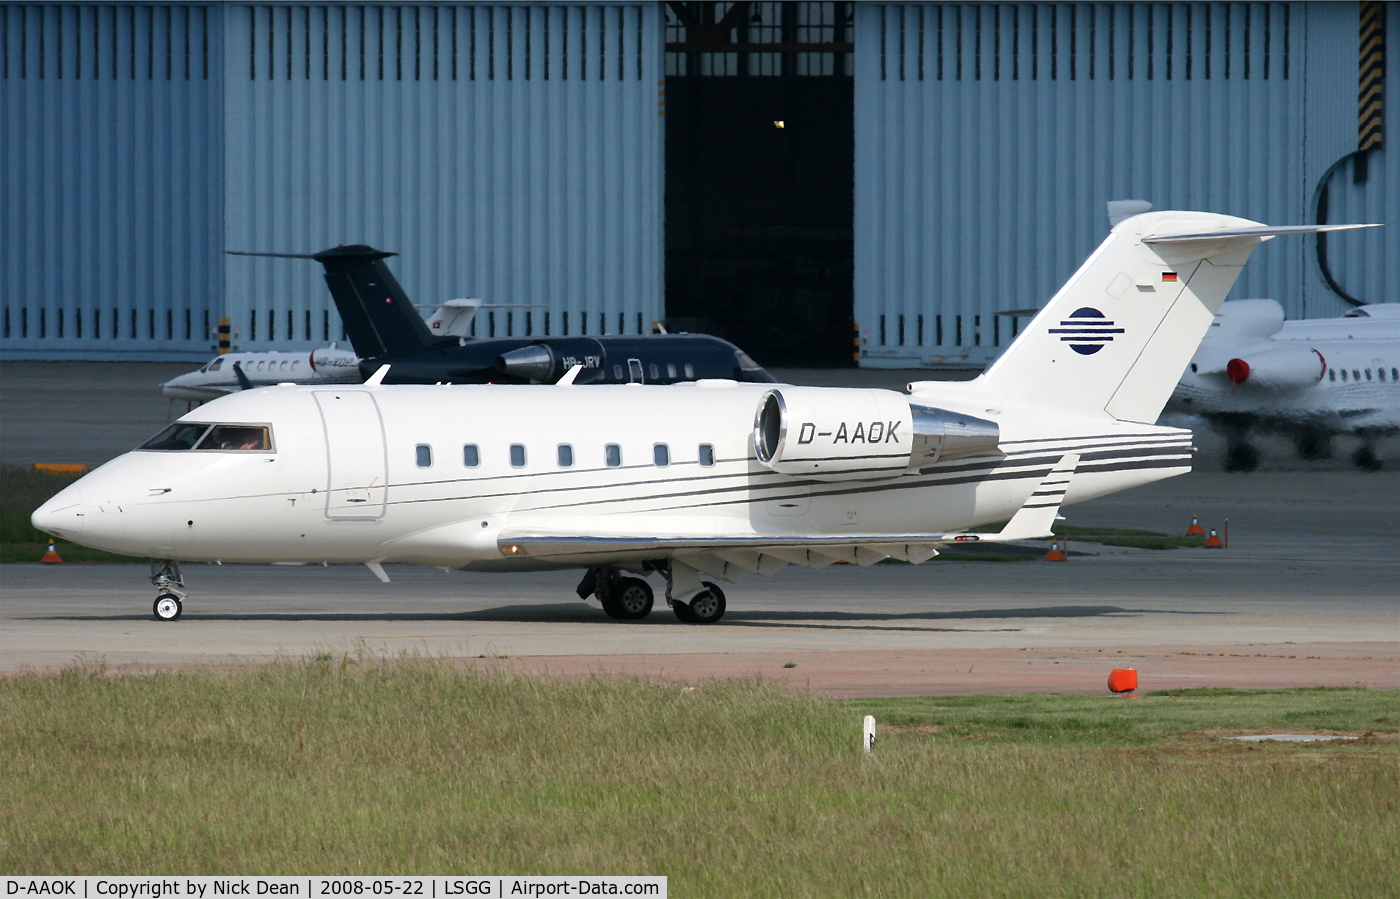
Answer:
top-left (3, 468), bottom-right (1396, 693)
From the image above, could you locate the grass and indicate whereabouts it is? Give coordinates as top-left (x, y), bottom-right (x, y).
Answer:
top-left (2, 664), bottom-right (1396, 895)
top-left (0, 464), bottom-right (138, 562)
top-left (853, 687), bottom-right (1400, 746)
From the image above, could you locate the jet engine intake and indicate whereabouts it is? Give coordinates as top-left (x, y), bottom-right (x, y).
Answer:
top-left (1224, 346), bottom-right (1326, 390)
top-left (753, 387), bottom-right (1000, 481)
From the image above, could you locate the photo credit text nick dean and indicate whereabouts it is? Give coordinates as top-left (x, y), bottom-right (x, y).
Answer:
top-left (3, 879), bottom-right (664, 899)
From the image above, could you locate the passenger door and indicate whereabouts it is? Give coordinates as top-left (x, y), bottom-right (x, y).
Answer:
top-left (314, 391), bottom-right (388, 520)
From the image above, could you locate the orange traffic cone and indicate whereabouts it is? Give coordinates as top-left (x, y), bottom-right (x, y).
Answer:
top-left (1203, 528), bottom-right (1224, 548)
top-left (1108, 668), bottom-right (1138, 694)
top-left (40, 541), bottom-right (63, 563)
top-left (1044, 540), bottom-right (1067, 561)
top-left (1186, 514), bottom-right (1205, 536)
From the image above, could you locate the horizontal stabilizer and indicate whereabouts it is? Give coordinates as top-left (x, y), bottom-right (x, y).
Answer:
top-left (1144, 223), bottom-right (1381, 243)
top-left (938, 453), bottom-right (1078, 543)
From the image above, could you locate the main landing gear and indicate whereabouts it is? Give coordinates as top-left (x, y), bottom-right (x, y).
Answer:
top-left (576, 563), bottom-right (728, 624)
top-left (150, 560), bottom-right (187, 621)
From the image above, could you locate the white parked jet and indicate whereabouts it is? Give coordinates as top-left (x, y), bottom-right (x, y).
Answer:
top-left (161, 346), bottom-right (362, 402)
top-left (1168, 299), bottom-right (1400, 469)
top-left (34, 212), bottom-right (1376, 622)
top-left (160, 300), bottom-right (519, 402)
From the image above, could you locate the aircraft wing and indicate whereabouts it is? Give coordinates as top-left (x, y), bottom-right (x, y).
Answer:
top-left (498, 454), bottom-right (1078, 576)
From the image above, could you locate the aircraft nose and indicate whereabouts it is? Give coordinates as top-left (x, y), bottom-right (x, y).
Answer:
top-left (32, 482), bottom-right (86, 540)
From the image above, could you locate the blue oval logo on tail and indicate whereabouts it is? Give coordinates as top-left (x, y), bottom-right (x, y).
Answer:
top-left (1047, 307), bottom-right (1126, 356)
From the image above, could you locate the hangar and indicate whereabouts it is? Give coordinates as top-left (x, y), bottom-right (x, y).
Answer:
top-left (1, 1), bottom-right (1394, 367)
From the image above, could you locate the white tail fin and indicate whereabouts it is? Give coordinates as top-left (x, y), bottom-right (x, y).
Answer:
top-left (981, 212), bottom-right (1379, 424)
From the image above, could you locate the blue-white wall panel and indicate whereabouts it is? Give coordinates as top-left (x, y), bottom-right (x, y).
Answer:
top-left (1313, 3), bottom-right (1399, 311)
top-left (1, 3), bottom-right (223, 359)
top-left (221, 3), bottom-right (664, 352)
top-left (853, 2), bottom-right (1397, 368)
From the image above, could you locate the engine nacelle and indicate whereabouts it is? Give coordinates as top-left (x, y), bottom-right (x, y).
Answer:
top-left (1225, 345), bottom-right (1326, 390)
top-left (494, 338), bottom-right (606, 383)
top-left (753, 387), bottom-right (1000, 481)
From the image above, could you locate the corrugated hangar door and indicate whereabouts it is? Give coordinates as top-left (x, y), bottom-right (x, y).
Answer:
top-left (222, 3), bottom-right (664, 354)
top-left (853, 2), bottom-right (1394, 369)
top-left (0, 4), bottom-right (225, 360)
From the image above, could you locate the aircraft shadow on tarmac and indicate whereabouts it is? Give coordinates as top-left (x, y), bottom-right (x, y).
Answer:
top-left (30, 603), bottom-right (1225, 630)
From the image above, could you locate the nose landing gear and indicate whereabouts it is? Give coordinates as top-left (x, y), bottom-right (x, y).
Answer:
top-left (150, 560), bottom-right (187, 621)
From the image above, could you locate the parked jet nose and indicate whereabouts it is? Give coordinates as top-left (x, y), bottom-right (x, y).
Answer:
top-left (31, 482), bottom-right (86, 541)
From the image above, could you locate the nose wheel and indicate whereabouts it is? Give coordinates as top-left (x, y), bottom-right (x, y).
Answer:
top-left (153, 593), bottom-right (183, 621)
top-left (149, 560), bottom-right (187, 622)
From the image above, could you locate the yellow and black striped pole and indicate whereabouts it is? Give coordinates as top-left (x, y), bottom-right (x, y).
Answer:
top-left (217, 317), bottom-right (231, 354)
top-left (1359, 1), bottom-right (1383, 152)
top-left (852, 321), bottom-right (861, 364)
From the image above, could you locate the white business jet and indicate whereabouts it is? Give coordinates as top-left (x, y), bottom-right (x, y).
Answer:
top-left (1168, 298), bottom-right (1400, 469)
top-left (34, 212), bottom-right (1376, 622)
top-left (160, 299), bottom-right (527, 402)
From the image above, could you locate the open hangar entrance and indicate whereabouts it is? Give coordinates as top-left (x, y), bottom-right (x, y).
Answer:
top-left (663, 2), bottom-right (856, 367)
top-left (663, 1), bottom-right (1395, 371)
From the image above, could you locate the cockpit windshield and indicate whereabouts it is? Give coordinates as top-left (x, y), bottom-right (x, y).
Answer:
top-left (207, 357), bottom-right (224, 371)
top-left (139, 423), bottom-right (273, 452)
top-left (195, 425), bottom-right (272, 451)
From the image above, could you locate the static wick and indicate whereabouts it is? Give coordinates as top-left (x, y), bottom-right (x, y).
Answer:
top-left (863, 715), bottom-right (877, 754)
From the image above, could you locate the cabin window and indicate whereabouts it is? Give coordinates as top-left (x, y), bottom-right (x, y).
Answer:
top-left (510, 444), bottom-right (527, 468)
top-left (463, 444), bottom-right (480, 467)
top-left (1391, 367), bottom-right (1398, 381)
top-left (1329, 369), bottom-right (1336, 382)
top-left (1342, 370), bottom-right (1349, 381)
top-left (280, 360), bottom-right (289, 371)
top-left (667, 363), bottom-right (677, 379)
top-left (557, 444), bottom-right (574, 467)
top-left (698, 443), bottom-right (715, 467)
top-left (416, 444), bottom-right (433, 468)
top-left (605, 444), bottom-right (622, 467)
top-left (1365, 369), bottom-right (1372, 381)
top-left (613, 364), bottom-right (624, 380)
top-left (649, 363), bottom-right (660, 380)
top-left (1353, 370), bottom-right (1361, 381)
top-left (256, 361), bottom-right (266, 372)
top-left (208, 357), bottom-right (224, 371)
top-left (1379, 368), bottom-right (1387, 382)
top-left (290, 360), bottom-right (300, 370)
top-left (628, 359), bottom-right (644, 383)
top-left (654, 444), bottom-right (669, 467)
top-left (685, 364), bottom-right (695, 379)
top-left (1190, 363), bottom-right (1198, 373)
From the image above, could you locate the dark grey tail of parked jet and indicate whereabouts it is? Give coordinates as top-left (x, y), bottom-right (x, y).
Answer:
top-left (228, 246), bottom-right (777, 387)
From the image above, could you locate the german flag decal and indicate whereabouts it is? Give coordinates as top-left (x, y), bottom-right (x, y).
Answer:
top-left (1162, 272), bottom-right (1179, 282)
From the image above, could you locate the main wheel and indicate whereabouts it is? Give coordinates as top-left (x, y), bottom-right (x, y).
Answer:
top-left (1224, 442), bottom-right (1259, 472)
top-left (687, 583), bottom-right (727, 624)
top-left (1354, 446), bottom-right (1383, 471)
top-left (599, 596), bottom-right (627, 619)
top-left (153, 594), bottom-right (182, 621)
top-left (671, 599), bottom-right (696, 623)
top-left (613, 577), bottom-right (654, 620)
